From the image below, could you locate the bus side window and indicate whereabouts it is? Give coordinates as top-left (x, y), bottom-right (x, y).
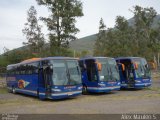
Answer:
top-left (31, 62), bottom-right (39, 74)
top-left (7, 66), bottom-right (13, 75)
top-left (25, 64), bottom-right (29, 74)
top-left (28, 64), bottom-right (33, 74)
top-left (21, 65), bottom-right (26, 74)
top-left (16, 66), bottom-right (19, 75)
top-left (10, 69), bottom-right (13, 75)
top-left (23, 62), bottom-right (39, 75)
top-left (12, 67), bottom-right (16, 75)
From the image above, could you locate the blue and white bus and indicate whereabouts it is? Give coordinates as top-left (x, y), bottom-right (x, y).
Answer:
top-left (79, 57), bottom-right (120, 93)
top-left (6, 57), bottom-right (82, 100)
top-left (116, 57), bottom-right (152, 89)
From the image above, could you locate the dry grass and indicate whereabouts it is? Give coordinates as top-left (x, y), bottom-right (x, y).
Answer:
top-left (0, 88), bottom-right (7, 94)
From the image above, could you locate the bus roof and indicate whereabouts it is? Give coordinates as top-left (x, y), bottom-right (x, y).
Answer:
top-left (21, 58), bottom-right (41, 63)
top-left (41, 57), bottom-right (78, 61)
top-left (7, 57), bottom-right (78, 68)
top-left (115, 57), bottom-right (144, 60)
top-left (79, 56), bottom-right (114, 61)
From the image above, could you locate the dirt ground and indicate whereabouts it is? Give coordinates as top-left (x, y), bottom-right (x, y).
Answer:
top-left (0, 72), bottom-right (160, 114)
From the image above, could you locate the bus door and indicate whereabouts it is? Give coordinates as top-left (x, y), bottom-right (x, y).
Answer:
top-left (42, 61), bottom-right (53, 98)
top-left (120, 59), bottom-right (135, 87)
top-left (85, 59), bottom-right (98, 88)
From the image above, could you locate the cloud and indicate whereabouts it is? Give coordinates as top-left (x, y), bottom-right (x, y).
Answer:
top-left (0, 0), bottom-right (160, 54)
top-left (0, 0), bottom-right (48, 54)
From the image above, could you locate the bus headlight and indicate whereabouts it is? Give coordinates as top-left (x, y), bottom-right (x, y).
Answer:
top-left (78, 86), bottom-right (82, 90)
top-left (52, 89), bottom-right (61, 92)
top-left (98, 83), bottom-right (106, 87)
top-left (135, 80), bottom-right (141, 83)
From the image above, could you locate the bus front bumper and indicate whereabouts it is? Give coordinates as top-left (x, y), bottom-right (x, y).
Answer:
top-left (49, 90), bottom-right (82, 100)
top-left (120, 83), bottom-right (151, 89)
top-left (87, 86), bottom-right (120, 93)
top-left (134, 82), bottom-right (152, 88)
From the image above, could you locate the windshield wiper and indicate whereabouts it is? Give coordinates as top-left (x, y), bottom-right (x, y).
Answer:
top-left (62, 69), bottom-right (70, 85)
top-left (106, 67), bottom-right (111, 81)
top-left (77, 66), bottom-right (80, 75)
top-left (109, 67), bottom-right (113, 81)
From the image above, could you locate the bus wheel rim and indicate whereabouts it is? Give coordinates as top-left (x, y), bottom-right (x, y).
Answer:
top-left (12, 87), bottom-right (15, 93)
top-left (83, 86), bottom-right (87, 93)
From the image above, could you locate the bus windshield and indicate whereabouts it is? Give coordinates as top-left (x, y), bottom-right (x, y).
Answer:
top-left (132, 58), bottom-right (151, 78)
top-left (50, 60), bottom-right (81, 86)
top-left (97, 58), bottom-right (119, 82)
top-left (107, 58), bottom-right (120, 81)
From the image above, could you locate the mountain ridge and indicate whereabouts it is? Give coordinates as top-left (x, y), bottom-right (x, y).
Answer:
top-left (69, 14), bottom-right (160, 53)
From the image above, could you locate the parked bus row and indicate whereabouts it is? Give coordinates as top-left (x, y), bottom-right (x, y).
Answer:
top-left (6, 56), bottom-right (152, 100)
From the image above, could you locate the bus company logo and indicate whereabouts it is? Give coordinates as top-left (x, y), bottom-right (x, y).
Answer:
top-left (65, 86), bottom-right (76, 89)
top-left (18, 80), bottom-right (25, 89)
top-left (109, 82), bottom-right (116, 84)
top-left (18, 80), bottom-right (30, 89)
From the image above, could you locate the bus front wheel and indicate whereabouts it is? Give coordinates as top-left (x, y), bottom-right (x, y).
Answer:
top-left (82, 85), bottom-right (88, 95)
top-left (37, 90), bottom-right (45, 100)
top-left (37, 90), bottom-right (40, 98)
top-left (12, 87), bottom-right (16, 94)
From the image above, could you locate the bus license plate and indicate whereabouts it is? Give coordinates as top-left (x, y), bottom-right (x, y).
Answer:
top-left (68, 92), bottom-right (73, 95)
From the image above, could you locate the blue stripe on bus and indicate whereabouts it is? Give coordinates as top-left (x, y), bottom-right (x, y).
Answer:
top-left (15, 88), bottom-right (37, 95)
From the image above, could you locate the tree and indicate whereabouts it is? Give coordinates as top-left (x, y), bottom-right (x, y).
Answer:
top-left (103, 28), bottom-right (117, 56)
top-left (131, 5), bottom-right (157, 57)
top-left (22, 6), bottom-right (45, 55)
top-left (94, 18), bottom-right (106, 56)
top-left (94, 6), bottom-right (159, 60)
top-left (114, 16), bottom-right (134, 56)
top-left (36, 0), bottom-right (83, 55)
top-left (80, 50), bottom-right (90, 57)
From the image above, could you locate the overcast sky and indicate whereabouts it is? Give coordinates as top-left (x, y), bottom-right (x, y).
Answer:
top-left (0, 0), bottom-right (160, 54)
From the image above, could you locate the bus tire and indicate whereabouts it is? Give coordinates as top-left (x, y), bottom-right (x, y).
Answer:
top-left (37, 90), bottom-right (40, 99)
top-left (37, 90), bottom-right (45, 100)
top-left (12, 87), bottom-right (16, 94)
top-left (37, 90), bottom-right (39, 96)
top-left (82, 85), bottom-right (88, 95)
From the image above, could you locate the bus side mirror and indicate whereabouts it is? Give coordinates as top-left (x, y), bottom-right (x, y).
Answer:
top-left (83, 64), bottom-right (87, 70)
top-left (49, 64), bottom-right (53, 70)
top-left (121, 63), bottom-right (125, 71)
top-left (96, 62), bottom-right (102, 71)
top-left (117, 63), bottom-right (125, 71)
top-left (134, 62), bottom-right (138, 70)
top-left (49, 64), bottom-right (53, 73)
top-left (42, 65), bottom-right (48, 70)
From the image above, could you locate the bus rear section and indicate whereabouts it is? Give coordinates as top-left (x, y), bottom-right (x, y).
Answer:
top-left (6, 57), bottom-right (82, 100)
top-left (79, 57), bottom-right (120, 93)
top-left (116, 57), bottom-right (152, 89)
